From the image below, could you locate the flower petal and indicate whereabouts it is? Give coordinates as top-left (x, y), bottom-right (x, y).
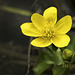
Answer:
top-left (31, 13), bottom-right (47, 30)
top-left (55, 15), bottom-right (72, 34)
top-left (31, 38), bottom-right (52, 47)
top-left (20, 23), bottom-right (42, 37)
top-left (43, 7), bottom-right (57, 26)
top-left (52, 34), bottom-right (70, 47)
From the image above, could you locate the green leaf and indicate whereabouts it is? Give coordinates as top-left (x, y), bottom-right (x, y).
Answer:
top-left (53, 48), bottom-right (64, 65)
top-left (52, 65), bottom-right (67, 75)
top-left (33, 50), bottom-right (54, 75)
top-left (36, 50), bottom-right (54, 64)
top-left (33, 48), bottom-right (64, 75)
top-left (33, 62), bottom-right (50, 75)
top-left (71, 54), bottom-right (75, 63)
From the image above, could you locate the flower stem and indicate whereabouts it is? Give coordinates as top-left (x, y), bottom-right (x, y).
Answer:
top-left (26, 37), bottom-right (33, 75)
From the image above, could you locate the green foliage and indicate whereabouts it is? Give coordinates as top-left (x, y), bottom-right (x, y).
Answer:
top-left (65, 36), bottom-right (75, 63)
top-left (33, 47), bottom-right (64, 75)
top-left (33, 63), bottom-right (50, 75)
top-left (52, 65), bottom-right (67, 75)
top-left (53, 48), bottom-right (64, 65)
top-left (70, 54), bottom-right (75, 63)
top-left (67, 36), bottom-right (75, 54)
top-left (33, 50), bottom-right (54, 75)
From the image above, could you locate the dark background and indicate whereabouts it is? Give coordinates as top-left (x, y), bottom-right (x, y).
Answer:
top-left (0, 0), bottom-right (75, 75)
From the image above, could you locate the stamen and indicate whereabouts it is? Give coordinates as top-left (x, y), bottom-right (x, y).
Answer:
top-left (42, 28), bottom-right (55, 39)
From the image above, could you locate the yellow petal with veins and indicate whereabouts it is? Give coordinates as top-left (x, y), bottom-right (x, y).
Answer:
top-left (31, 13), bottom-right (47, 30)
top-left (31, 38), bottom-right (52, 47)
top-left (20, 23), bottom-right (42, 37)
top-left (52, 34), bottom-right (70, 47)
top-left (43, 7), bottom-right (57, 27)
top-left (55, 15), bottom-right (72, 34)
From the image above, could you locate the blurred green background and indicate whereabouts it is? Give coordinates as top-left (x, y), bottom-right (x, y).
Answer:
top-left (0, 0), bottom-right (75, 75)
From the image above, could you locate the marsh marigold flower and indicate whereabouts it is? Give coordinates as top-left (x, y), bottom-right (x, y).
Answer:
top-left (20, 7), bottom-right (72, 47)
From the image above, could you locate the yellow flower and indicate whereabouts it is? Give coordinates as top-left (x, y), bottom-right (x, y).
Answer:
top-left (20, 7), bottom-right (72, 47)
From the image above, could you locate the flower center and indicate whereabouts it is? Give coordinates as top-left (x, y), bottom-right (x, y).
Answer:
top-left (42, 28), bottom-right (55, 39)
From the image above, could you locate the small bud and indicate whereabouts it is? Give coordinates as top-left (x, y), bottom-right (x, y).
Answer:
top-left (62, 49), bottom-right (73, 60)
